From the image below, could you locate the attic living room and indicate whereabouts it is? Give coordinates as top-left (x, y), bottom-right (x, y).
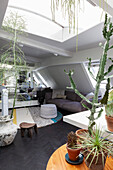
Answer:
top-left (0, 0), bottom-right (113, 170)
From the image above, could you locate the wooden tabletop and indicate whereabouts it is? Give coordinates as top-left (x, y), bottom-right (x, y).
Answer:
top-left (46, 144), bottom-right (113, 170)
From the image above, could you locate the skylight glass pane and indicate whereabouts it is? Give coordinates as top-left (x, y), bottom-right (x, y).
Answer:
top-left (3, 0), bottom-right (111, 42)
top-left (107, 0), bottom-right (113, 8)
top-left (5, 7), bottom-right (62, 39)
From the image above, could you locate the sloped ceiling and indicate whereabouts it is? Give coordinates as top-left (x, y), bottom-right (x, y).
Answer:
top-left (0, 0), bottom-right (113, 66)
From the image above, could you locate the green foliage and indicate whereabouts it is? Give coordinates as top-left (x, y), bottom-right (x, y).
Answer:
top-left (67, 131), bottom-right (77, 148)
top-left (65, 14), bottom-right (113, 133)
top-left (2, 12), bottom-right (26, 36)
top-left (81, 127), bottom-right (113, 168)
top-left (105, 90), bottom-right (113, 117)
top-left (105, 103), bottom-right (113, 117)
top-left (100, 78), bottom-right (110, 105)
top-left (0, 12), bottom-right (27, 118)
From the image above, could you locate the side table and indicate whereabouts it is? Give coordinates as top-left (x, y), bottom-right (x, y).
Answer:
top-left (46, 144), bottom-right (113, 170)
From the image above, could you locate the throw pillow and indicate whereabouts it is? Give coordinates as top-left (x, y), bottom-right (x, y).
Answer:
top-left (52, 89), bottom-right (64, 99)
top-left (85, 92), bottom-right (94, 100)
top-left (56, 94), bottom-right (66, 99)
top-left (80, 92), bottom-right (94, 103)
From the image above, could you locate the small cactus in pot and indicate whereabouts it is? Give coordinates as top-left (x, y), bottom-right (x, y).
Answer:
top-left (66, 131), bottom-right (81, 161)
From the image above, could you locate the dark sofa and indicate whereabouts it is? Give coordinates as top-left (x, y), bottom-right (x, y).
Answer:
top-left (45, 89), bottom-right (101, 114)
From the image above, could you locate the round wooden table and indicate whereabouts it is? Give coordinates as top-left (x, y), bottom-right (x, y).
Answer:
top-left (46, 144), bottom-right (113, 170)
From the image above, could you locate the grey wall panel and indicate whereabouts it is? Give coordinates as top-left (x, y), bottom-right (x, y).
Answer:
top-left (47, 64), bottom-right (94, 93)
top-left (37, 63), bottom-right (94, 94)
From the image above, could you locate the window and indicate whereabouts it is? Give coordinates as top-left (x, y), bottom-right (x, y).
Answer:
top-left (84, 61), bottom-right (107, 95)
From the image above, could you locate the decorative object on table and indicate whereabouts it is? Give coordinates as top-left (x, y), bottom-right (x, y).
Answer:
top-left (65, 14), bottom-right (113, 169)
top-left (0, 12), bottom-right (27, 146)
top-left (105, 90), bottom-right (113, 132)
top-left (66, 131), bottom-right (81, 162)
top-left (19, 122), bottom-right (38, 138)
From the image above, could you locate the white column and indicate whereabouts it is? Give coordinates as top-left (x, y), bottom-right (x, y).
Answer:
top-left (30, 71), bottom-right (34, 88)
top-left (2, 89), bottom-right (8, 116)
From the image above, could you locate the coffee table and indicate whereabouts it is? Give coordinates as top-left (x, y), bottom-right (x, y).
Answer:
top-left (63, 107), bottom-right (106, 129)
top-left (63, 107), bottom-right (113, 138)
top-left (46, 144), bottom-right (113, 170)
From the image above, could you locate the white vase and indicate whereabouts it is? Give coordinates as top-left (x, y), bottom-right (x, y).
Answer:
top-left (0, 115), bottom-right (17, 146)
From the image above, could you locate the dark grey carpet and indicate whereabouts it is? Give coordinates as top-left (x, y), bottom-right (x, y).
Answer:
top-left (0, 120), bottom-right (79, 170)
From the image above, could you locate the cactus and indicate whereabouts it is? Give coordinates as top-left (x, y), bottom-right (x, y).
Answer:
top-left (65, 14), bottom-right (113, 134)
top-left (67, 131), bottom-right (77, 148)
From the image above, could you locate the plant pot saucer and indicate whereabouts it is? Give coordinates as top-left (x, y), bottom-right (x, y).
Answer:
top-left (65, 153), bottom-right (83, 165)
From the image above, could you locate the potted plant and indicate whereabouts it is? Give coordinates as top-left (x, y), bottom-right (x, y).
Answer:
top-left (66, 131), bottom-right (81, 161)
top-left (65, 13), bottom-right (113, 133)
top-left (81, 126), bottom-right (113, 170)
top-left (0, 11), bottom-right (27, 146)
top-left (64, 13), bottom-right (113, 169)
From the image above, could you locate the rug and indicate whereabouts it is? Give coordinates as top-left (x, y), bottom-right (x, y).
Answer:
top-left (28, 107), bottom-right (63, 128)
top-left (13, 107), bottom-right (63, 128)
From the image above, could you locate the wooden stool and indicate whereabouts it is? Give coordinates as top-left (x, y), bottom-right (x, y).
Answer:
top-left (20, 122), bottom-right (38, 138)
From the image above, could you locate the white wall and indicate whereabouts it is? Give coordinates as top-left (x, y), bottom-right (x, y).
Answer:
top-left (37, 68), bottom-right (58, 88)
top-left (35, 45), bottom-right (113, 93)
top-left (36, 63), bottom-right (94, 93)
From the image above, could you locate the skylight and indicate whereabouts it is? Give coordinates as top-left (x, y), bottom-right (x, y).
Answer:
top-left (107, 0), bottom-right (113, 8)
top-left (3, 0), bottom-right (111, 42)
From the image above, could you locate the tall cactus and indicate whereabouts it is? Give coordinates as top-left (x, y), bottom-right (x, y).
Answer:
top-left (65, 14), bottom-right (113, 134)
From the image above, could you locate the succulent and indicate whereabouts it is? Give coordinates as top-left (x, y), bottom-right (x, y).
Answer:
top-left (81, 127), bottom-right (113, 168)
top-left (67, 131), bottom-right (77, 148)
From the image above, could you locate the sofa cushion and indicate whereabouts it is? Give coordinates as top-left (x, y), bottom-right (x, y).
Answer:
top-left (47, 99), bottom-right (71, 108)
top-left (52, 89), bottom-right (64, 99)
top-left (76, 94), bottom-right (82, 102)
top-left (65, 90), bottom-right (83, 102)
top-left (80, 98), bottom-right (93, 111)
top-left (56, 94), bottom-right (66, 99)
top-left (61, 101), bottom-right (82, 112)
top-left (45, 92), bottom-right (52, 101)
top-left (85, 92), bottom-right (94, 100)
top-left (65, 90), bottom-right (77, 101)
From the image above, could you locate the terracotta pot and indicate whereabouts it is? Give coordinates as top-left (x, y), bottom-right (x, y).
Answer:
top-left (105, 115), bottom-right (113, 132)
top-left (66, 144), bottom-right (81, 161)
top-left (75, 129), bottom-right (89, 144)
top-left (84, 150), bottom-right (107, 170)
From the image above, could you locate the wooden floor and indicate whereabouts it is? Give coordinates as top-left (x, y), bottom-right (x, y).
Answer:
top-left (0, 120), bottom-right (79, 170)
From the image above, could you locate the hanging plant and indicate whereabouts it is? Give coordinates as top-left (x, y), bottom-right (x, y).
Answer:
top-left (51, 0), bottom-right (84, 32)
top-left (51, 0), bottom-right (108, 50)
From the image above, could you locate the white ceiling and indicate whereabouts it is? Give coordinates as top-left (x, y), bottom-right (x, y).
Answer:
top-left (0, 0), bottom-right (113, 66)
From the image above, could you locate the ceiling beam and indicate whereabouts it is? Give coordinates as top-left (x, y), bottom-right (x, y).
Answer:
top-left (0, 0), bottom-right (9, 27)
top-left (92, 0), bottom-right (113, 16)
top-left (0, 29), bottom-right (73, 57)
top-left (25, 55), bottom-right (41, 63)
